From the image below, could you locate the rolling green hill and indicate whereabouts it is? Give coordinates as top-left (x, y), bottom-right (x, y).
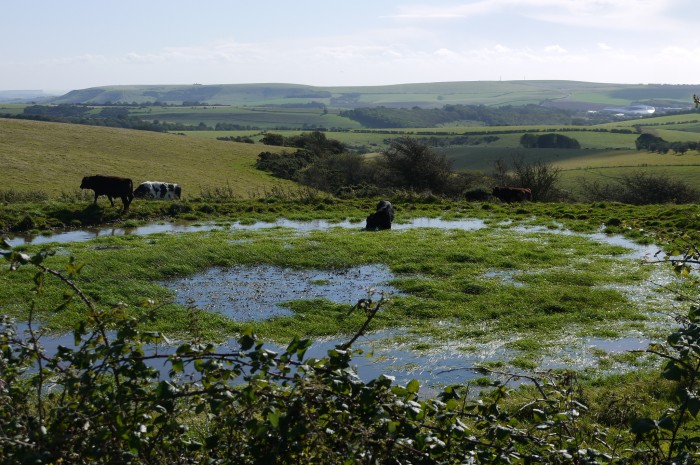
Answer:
top-left (46, 81), bottom-right (699, 110)
top-left (0, 118), bottom-right (296, 197)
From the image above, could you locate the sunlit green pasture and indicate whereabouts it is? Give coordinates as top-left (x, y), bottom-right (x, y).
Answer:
top-left (128, 105), bottom-right (362, 129)
top-left (0, 117), bottom-right (296, 197)
top-left (0, 104), bottom-right (26, 115)
top-left (559, 165), bottom-right (700, 193)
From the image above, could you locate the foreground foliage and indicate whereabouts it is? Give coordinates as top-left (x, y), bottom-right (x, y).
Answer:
top-left (1, 236), bottom-right (700, 464)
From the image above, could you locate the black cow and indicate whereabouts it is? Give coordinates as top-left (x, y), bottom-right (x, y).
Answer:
top-left (492, 186), bottom-right (532, 202)
top-left (365, 200), bottom-right (395, 230)
top-left (80, 175), bottom-right (134, 210)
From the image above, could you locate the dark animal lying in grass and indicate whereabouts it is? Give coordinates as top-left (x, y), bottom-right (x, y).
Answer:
top-left (80, 175), bottom-right (134, 210)
top-left (366, 200), bottom-right (395, 230)
top-left (492, 186), bottom-right (532, 202)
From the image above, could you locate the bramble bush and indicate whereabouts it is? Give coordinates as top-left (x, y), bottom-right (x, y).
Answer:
top-left (2, 236), bottom-right (700, 464)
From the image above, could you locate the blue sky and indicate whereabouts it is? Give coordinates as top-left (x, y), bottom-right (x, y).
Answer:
top-left (2, 0), bottom-right (699, 92)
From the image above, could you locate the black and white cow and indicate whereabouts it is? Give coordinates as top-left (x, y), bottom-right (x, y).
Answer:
top-left (133, 181), bottom-right (182, 200)
top-left (365, 200), bottom-right (395, 231)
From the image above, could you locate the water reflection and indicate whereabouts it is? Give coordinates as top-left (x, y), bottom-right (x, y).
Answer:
top-left (9, 319), bottom-right (654, 390)
top-left (3, 216), bottom-right (671, 388)
top-left (165, 264), bottom-right (403, 321)
top-left (5, 217), bottom-right (488, 246)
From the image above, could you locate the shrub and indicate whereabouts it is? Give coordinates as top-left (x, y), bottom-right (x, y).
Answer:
top-left (580, 172), bottom-right (700, 204)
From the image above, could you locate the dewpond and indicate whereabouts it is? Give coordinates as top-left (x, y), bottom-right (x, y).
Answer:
top-left (3, 216), bottom-right (683, 388)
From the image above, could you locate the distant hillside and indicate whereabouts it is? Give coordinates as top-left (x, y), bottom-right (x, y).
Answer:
top-left (47, 81), bottom-right (700, 110)
top-left (0, 118), bottom-right (295, 196)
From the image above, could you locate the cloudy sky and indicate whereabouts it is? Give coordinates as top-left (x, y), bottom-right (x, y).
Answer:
top-left (3, 0), bottom-right (699, 92)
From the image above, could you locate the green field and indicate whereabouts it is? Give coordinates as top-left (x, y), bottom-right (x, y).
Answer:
top-left (4, 109), bottom-right (700, 200)
top-left (0, 118), bottom-right (296, 197)
top-left (128, 105), bottom-right (363, 130)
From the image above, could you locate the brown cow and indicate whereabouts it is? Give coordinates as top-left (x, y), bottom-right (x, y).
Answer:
top-left (80, 175), bottom-right (134, 210)
top-left (492, 186), bottom-right (532, 202)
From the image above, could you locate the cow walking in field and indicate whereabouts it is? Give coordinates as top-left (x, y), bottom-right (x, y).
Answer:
top-left (133, 181), bottom-right (182, 200)
top-left (365, 200), bottom-right (395, 230)
top-left (80, 175), bottom-right (134, 210)
top-left (492, 186), bottom-right (532, 202)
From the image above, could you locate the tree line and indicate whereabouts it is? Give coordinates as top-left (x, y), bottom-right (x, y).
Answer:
top-left (341, 104), bottom-right (581, 128)
top-left (255, 131), bottom-right (700, 204)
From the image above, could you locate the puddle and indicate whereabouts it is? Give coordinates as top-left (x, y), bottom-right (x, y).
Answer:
top-left (164, 264), bottom-right (403, 321)
top-left (7, 319), bottom-right (657, 391)
top-left (4, 217), bottom-right (488, 246)
top-left (483, 270), bottom-right (525, 287)
top-left (4, 217), bottom-right (659, 267)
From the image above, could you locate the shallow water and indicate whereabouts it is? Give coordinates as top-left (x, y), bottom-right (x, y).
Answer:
top-left (3, 216), bottom-right (680, 388)
top-left (165, 264), bottom-right (403, 321)
top-left (5, 217), bottom-right (488, 246)
top-left (9, 320), bottom-right (654, 390)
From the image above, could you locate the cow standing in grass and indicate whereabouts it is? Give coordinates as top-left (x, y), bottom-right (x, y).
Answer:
top-left (365, 200), bottom-right (395, 230)
top-left (133, 181), bottom-right (182, 200)
top-left (492, 186), bottom-right (532, 202)
top-left (80, 175), bottom-right (134, 210)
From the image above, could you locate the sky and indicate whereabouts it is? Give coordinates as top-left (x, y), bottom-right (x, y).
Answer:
top-left (2, 0), bottom-right (700, 92)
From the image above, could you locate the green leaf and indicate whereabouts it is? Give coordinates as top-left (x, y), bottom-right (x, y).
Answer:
top-left (658, 415), bottom-right (675, 431)
top-left (631, 418), bottom-right (658, 435)
top-left (240, 326), bottom-right (256, 350)
top-left (407, 379), bottom-right (420, 394)
top-left (663, 362), bottom-right (684, 381)
top-left (170, 359), bottom-right (184, 373)
top-left (532, 409), bottom-right (546, 422)
top-left (388, 421), bottom-right (398, 433)
top-left (446, 399), bottom-right (459, 411)
top-left (268, 410), bottom-right (280, 428)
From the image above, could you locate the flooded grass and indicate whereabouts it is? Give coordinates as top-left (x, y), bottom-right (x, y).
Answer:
top-left (164, 264), bottom-right (403, 321)
top-left (2, 212), bottom-right (697, 387)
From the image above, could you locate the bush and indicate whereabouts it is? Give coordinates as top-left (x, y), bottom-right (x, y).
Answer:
top-left (491, 155), bottom-right (563, 201)
top-left (580, 172), bottom-right (700, 204)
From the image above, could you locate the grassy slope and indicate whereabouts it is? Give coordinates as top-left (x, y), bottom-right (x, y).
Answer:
top-left (128, 106), bottom-right (364, 130)
top-left (0, 118), bottom-right (296, 196)
top-left (48, 80), bottom-right (698, 108)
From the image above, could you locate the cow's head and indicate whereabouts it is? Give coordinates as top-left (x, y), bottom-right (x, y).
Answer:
top-left (133, 183), bottom-right (152, 198)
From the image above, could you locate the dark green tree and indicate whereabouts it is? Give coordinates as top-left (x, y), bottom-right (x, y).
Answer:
top-left (261, 133), bottom-right (285, 146)
top-left (382, 137), bottom-right (454, 192)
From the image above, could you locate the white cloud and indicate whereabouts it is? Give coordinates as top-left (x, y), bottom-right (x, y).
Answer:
top-left (544, 45), bottom-right (567, 54)
top-left (434, 48), bottom-right (458, 57)
top-left (392, 0), bottom-right (687, 32)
